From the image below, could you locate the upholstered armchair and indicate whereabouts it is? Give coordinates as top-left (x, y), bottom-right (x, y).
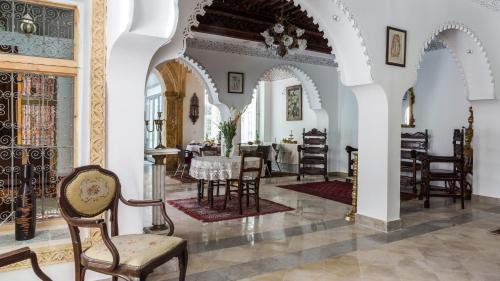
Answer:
top-left (57, 165), bottom-right (188, 281)
top-left (0, 247), bottom-right (52, 280)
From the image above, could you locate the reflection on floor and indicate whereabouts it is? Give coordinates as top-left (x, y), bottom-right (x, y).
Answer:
top-left (135, 170), bottom-right (500, 281)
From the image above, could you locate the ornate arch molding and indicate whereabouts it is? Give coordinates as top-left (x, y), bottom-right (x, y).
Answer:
top-left (177, 55), bottom-right (231, 119)
top-left (416, 22), bottom-right (495, 100)
top-left (291, 0), bottom-right (373, 86)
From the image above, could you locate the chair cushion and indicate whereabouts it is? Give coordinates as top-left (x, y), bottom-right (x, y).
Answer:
top-left (83, 234), bottom-right (184, 268)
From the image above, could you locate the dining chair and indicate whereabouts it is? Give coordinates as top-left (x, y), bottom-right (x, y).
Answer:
top-left (199, 146), bottom-right (222, 205)
top-left (57, 165), bottom-right (188, 281)
top-left (174, 150), bottom-right (194, 178)
top-left (421, 129), bottom-right (466, 209)
top-left (223, 151), bottom-right (264, 214)
top-left (0, 247), bottom-right (52, 280)
top-left (271, 143), bottom-right (282, 172)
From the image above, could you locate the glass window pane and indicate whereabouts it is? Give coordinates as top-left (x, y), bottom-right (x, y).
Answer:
top-left (0, 70), bottom-right (74, 223)
top-left (0, 0), bottom-right (75, 60)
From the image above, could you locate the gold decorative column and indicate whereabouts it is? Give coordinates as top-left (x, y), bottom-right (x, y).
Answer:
top-left (464, 106), bottom-right (474, 199)
top-left (156, 61), bottom-right (188, 170)
top-left (90, 0), bottom-right (107, 167)
top-left (345, 152), bottom-right (358, 222)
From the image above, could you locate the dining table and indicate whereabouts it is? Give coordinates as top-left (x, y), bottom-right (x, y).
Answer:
top-left (189, 156), bottom-right (264, 208)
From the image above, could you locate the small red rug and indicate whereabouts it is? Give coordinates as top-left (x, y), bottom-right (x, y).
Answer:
top-left (277, 181), bottom-right (417, 205)
top-left (167, 197), bottom-right (294, 223)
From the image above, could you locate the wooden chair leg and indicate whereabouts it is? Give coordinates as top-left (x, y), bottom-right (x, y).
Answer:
top-left (256, 186), bottom-right (260, 213)
top-left (238, 185), bottom-right (243, 215)
top-left (223, 180), bottom-right (230, 209)
top-left (461, 178), bottom-right (465, 209)
top-left (197, 180), bottom-right (202, 204)
top-left (424, 182), bottom-right (430, 208)
top-left (179, 248), bottom-right (189, 281)
top-left (112, 276), bottom-right (118, 281)
top-left (246, 183), bottom-right (250, 207)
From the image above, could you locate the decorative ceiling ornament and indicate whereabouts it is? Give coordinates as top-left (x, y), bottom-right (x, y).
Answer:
top-left (261, 12), bottom-right (307, 58)
top-left (19, 4), bottom-right (37, 35)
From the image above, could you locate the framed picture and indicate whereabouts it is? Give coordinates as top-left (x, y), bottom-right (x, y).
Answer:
top-left (386, 26), bottom-right (407, 67)
top-left (286, 85), bottom-right (302, 121)
top-left (228, 72), bottom-right (244, 94)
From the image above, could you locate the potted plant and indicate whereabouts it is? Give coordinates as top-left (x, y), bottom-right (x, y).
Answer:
top-left (219, 106), bottom-right (247, 157)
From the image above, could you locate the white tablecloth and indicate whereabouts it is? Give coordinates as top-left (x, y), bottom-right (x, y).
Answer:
top-left (186, 144), bottom-right (203, 154)
top-left (239, 144), bottom-right (273, 161)
top-left (190, 156), bottom-right (263, 181)
top-left (278, 144), bottom-right (300, 164)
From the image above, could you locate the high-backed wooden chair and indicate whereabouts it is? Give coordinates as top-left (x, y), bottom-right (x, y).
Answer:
top-left (421, 129), bottom-right (465, 209)
top-left (297, 129), bottom-right (329, 181)
top-left (0, 247), bottom-right (52, 280)
top-left (401, 130), bottom-right (429, 195)
top-left (223, 152), bottom-right (264, 215)
top-left (57, 165), bottom-right (188, 281)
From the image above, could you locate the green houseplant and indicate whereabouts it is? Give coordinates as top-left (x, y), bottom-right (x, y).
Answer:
top-left (219, 106), bottom-right (247, 157)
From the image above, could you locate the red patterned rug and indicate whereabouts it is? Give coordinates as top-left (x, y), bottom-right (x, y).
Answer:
top-left (277, 181), bottom-right (417, 205)
top-left (167, 197), bottom-right (294, 223)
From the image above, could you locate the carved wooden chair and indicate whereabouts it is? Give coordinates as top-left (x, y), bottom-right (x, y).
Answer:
top-left (223, 152), bottom-right (264, 214)
top-left (0, 247), bottom-right (52, 280)
top-left (297, 128), bottom-right (329, 181)
top-left (57, 165), bottom-right (188, 281)
top-left (199, 146), bottom-right (222, 204)
top-left (401, 130), bottom-right (429, 195)
top-left (421, 129), bottom-right (465, 209)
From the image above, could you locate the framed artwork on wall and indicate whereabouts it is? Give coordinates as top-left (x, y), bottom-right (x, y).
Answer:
top-left (286, 85), bottom-right (303, 121)
top-left (228, 72), bottom-right (244, 94)
top-left (386, 26), bottom-right (407, 67)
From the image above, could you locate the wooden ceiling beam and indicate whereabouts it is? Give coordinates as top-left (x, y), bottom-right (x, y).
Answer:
top-left (193, 24), bottom-right (332, 54)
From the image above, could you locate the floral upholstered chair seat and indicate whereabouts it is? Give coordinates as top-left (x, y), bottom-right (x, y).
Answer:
top-left (83, 234), bottom-right (184, 268)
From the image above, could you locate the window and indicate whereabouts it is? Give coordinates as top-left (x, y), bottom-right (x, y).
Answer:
top-left (241, 88), bottom-right (258, 143)
top-left (0, 0), bottom-right (77, 223)
top-left (144, 73), bottom-right (164, 149)
top-left (204, 90), bottom-right (221, 141)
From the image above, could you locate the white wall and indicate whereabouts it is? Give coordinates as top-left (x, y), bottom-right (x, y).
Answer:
top-left (183, 72), bottom-right (206, 147)
top-left (263, 78), bottom-right (317, 143)
top-left (337, 83), bottom-right (359, 174)
top-left (405, 49), bottom-right (471, 155)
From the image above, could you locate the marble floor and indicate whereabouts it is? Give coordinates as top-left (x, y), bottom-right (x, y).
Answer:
top-left (127, 174), bottom-right (500, 281)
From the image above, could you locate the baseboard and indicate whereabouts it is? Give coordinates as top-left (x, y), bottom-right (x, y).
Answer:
top-left (356, 214), bottom-right (402, 232)
top-left (472, 194), bottom-right (500, 205)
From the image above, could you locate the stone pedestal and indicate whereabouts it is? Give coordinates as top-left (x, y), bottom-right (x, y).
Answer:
top-left (144, 148), bottom-right (179, 234)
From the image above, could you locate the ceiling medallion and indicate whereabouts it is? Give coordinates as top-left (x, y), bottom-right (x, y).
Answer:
top-left (261, 13), bottom-right (307, 58)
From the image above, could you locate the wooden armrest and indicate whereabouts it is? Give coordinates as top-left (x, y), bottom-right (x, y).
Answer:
top-left (63, 217), bottom-right (120, 271)
top-left (121, 197), bottom-right (163, 207)
top-left (346, 146), bottom-right (358, 153)
top-left (424, 155), bottom-right (461, 163)
top-left (0, 248), bottom-right (52, 280)
top-left (119, 195), bottom-right (175, 236)
top-left (66, 217), bottom-right (105, 228)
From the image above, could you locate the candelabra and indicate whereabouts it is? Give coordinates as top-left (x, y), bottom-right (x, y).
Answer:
top-left (145, 112), bottom-right (167, 149)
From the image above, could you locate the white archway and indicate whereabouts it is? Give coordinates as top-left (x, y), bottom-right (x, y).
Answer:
top-left (254, 64), bottom-right (329, 130)
top-left (414, 22), bottom-right (495, 101)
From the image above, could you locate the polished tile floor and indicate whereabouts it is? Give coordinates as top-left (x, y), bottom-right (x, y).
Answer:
top-left (140, 174), bottom-right (500, 281)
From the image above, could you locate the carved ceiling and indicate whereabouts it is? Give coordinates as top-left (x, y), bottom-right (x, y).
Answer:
top-left (193, 0), bottom-right (332, 54)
